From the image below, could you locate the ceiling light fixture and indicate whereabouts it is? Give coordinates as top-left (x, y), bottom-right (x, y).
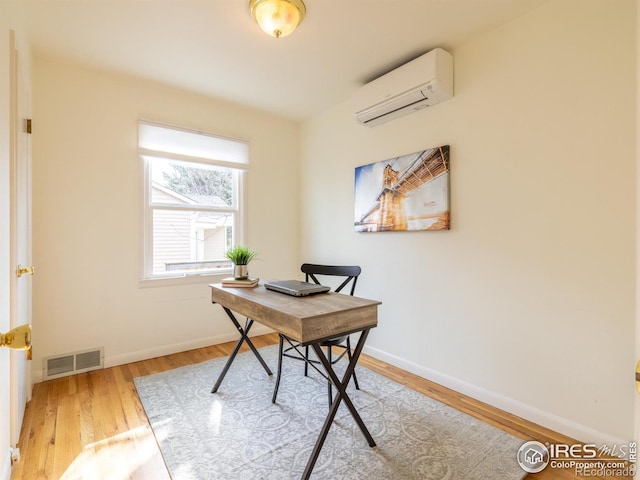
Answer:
top-left (249, 0), bottom-right (306, 39)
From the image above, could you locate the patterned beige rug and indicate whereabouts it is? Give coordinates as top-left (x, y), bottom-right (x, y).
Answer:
top-left (134, 345), bottom-right (526, 479)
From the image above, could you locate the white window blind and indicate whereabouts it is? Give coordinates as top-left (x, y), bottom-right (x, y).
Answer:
top-left (139, 121), bottom-right (248, 281)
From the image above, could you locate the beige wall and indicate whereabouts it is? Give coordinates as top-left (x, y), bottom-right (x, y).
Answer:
top-left (301, 0), bottom-right (636, 444)
top-left (31, 58), bottom-right (300, 380)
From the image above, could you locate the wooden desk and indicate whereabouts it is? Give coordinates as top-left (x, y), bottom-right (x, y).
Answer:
top-left (211, 283), bottom-right (379, 344)
top-left (209, 283), bottom-right (381, 480)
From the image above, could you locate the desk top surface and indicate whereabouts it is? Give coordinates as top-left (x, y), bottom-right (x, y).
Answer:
top-left (210, 283), bottom-right (381, 344)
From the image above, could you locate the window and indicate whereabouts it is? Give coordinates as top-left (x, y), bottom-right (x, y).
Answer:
top-left (139, 121), bottom-right (248, 281)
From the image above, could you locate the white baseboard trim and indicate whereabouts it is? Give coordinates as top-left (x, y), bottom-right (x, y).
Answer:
top-left (105, 325), bottom-right (275, 369)
top-left (32, 325), bottom-right (275, 384)
top-left (363, 344), bottom-right (627, 448)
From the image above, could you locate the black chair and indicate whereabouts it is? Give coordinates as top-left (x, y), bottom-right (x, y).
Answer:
top-left (272, 263), bottom-right (362, 406)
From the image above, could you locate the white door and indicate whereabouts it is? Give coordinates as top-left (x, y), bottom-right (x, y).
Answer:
top-left (9, 29), bottom-right (32, 449)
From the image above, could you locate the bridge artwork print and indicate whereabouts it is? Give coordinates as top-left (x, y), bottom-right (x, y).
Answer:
top-left (354, 145), bottom-right (450, 232)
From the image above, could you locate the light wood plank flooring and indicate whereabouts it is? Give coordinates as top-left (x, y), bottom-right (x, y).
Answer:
top-left (11, 333), bottom-right (631, 479)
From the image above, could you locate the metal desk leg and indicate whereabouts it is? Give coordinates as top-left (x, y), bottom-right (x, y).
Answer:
top-left (301, 329), bottom-right (375, 480)
top-left (211, 307), bottom-right (273, 393)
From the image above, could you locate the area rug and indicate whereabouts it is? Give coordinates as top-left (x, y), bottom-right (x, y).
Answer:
top-left (134, 345), bottom-right (526, 479)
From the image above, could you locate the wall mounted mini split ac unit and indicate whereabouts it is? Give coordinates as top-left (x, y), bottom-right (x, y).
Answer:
top-left (351, 48), bottom-right (454, 127)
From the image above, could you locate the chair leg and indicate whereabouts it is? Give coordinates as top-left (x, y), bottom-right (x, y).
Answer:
top-left (346, 337), bottom-right (360, 390)
top-left (272, 334), bottom-right (285, 403)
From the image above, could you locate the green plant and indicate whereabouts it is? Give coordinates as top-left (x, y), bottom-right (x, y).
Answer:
top-left (225, 245), bottom-right (257, 265)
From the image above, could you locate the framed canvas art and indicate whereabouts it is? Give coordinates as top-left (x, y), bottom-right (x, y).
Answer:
top-left (354, 145), bottom-right (450, 232)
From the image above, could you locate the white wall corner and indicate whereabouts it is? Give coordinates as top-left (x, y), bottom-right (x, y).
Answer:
top-left (0, 449), bottom-right (11, 480)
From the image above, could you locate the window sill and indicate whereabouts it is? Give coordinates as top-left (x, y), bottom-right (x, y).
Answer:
top-left (138, 271), bottom-right (231, 288)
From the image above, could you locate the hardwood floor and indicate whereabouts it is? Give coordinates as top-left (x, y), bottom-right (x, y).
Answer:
top-left (11, 333), bottom-right (631, 479)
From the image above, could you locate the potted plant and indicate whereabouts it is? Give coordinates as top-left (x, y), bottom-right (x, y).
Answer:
top-left (225, 245), bottom-right (257, 280)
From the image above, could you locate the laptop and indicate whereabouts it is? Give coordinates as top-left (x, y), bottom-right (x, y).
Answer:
top-left (264, 280), bottom-right (330, 297)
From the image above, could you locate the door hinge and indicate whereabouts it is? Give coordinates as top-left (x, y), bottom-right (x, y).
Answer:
top-left (25, 118), bottom-right (32, 134)
top-left (636, 361), bottom-right (640, 394)
top-left (16, 264), bottom-right (34, 278)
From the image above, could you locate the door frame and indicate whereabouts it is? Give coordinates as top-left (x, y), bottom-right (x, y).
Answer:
top-left (8, 28), bottom-right (32, 450)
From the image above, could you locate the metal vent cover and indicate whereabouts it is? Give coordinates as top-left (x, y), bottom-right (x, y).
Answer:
top-left (43, 347), bottom-right (104, 380)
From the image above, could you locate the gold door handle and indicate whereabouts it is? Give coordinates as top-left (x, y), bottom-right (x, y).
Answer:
top-left (0, 324), bottom-right (31, 359)
top-left (16, 264), bottom-right (34, 278)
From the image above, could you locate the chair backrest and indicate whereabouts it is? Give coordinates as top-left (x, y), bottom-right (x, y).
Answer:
top-left (300, 263), bottom-right (361, 296)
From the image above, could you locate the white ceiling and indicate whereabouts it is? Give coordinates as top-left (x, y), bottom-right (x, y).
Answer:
top-left (24, 0), bottom-right (548, 122)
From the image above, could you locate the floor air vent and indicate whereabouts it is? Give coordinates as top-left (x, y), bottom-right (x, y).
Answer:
top-left (43, 347), bottom-right (104, 380)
